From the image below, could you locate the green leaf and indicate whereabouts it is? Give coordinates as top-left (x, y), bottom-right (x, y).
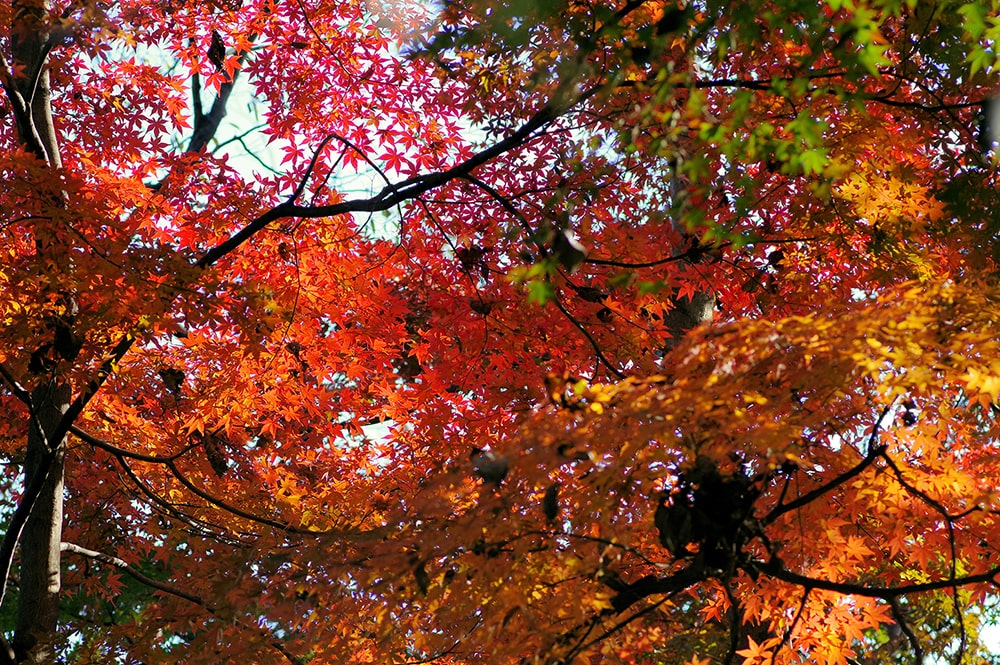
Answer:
top-left (527, 280), bottom-right (556, 305)
top-left (637, 280), bottom-right (667, 296)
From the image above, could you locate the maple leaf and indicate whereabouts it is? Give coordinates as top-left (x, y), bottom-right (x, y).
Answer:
top-left (1, 0), bottom-right (998, 664)
top-left (100, 571), bottom-right (126, 601)
top-left (735, 636), bottom-right (779, 664)
top-left (841, 535), bottom-right (874, 562)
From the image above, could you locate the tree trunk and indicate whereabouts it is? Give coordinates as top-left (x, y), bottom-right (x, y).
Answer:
top-left (8, 0), bottom-right (67, 662)
top-left (662, 161), bottom-right (715, 351)
top-left (11, 0), bottom-right (61, 167)
top-left (12, 387), bottom-right (68, 664)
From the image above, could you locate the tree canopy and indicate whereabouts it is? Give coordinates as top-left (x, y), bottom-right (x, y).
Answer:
top-left (0, 0), bottom-right (998, 662)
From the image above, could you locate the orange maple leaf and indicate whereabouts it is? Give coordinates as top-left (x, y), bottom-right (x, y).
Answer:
top-left (735, 636), bottom-right (781, 665)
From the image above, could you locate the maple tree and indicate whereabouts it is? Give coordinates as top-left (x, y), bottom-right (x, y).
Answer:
top-left (0, 0), bottom-right (998, 662)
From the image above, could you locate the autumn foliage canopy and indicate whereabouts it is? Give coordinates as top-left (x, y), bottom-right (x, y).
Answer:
top-left (0, 0), bottom-right (998, 662)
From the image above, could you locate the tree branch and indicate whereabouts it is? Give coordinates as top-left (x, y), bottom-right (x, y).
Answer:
top-left (61, 542), bottom-right (305, 665)
top-left (762, 409), bottom-right (890, 526)
top-left (751, 558), bottom-right (1000, 598)
top-left (114, 455), bottom-right (251, 547)
top-left (70, 425), bottom-right (196, 463)
top-left (187, 39), bottom-right (250, 155)
top-left (163, 458), bottom-right (391, 541)
top-left (61, 541), bottom-right (205, 605)
top-left (196, 99), bottom-right (565, 268)
top-left (603, 565), bottom-right (706, 614)
top-left (550, 294), bottom-right (626, 380)
top-left (0, 363), bottom-right (30, 404)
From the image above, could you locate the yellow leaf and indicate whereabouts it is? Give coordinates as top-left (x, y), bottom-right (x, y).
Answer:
top-left (964, 367), bottom-right (1000, 402)
top-left (590, 593), bottom-right (613, 611)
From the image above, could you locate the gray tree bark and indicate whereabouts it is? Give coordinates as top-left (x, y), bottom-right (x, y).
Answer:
top-left (7, 1), bottom-right (68, 662)
top-left (12, 386), bottom-right (68, 664)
